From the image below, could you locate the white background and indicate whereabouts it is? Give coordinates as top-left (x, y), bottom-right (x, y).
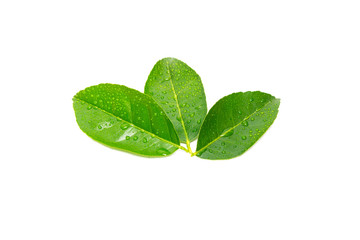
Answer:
top-left (1, 0), bottom-right (360, 239)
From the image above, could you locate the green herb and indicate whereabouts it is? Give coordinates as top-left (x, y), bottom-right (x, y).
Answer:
top-left (73, 58), bottom-right (280, 159)
top-left (195, 91), bottom-right (280, 159)
top-left (145, 58), bottom-right (207, 154)
top-left (73, 84), bottom-right (182, 157)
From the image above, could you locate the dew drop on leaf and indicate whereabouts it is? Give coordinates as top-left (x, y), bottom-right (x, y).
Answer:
top-left (120, 123), bottom-right (129, 130)
top-left (221, 128), bottom-right (234, 137)
top-left (157, 148), bottom-right (170, 156)
top-left (126, 136), bottom-right (130, 140)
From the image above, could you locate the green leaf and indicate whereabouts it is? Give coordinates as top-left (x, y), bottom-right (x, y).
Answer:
top-left (144, 58), bottom-right (207, 147)
top-left (195, 91), bottom-right (280, 160)
top-left (73, 84), bottom-right (182, 157)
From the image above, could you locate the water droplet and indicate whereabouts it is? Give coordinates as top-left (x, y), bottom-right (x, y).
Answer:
top-left (97, 125), bottom-right (102, 130)
top-left (142, 138), bottom-right (147, 143)
top-left (250, 98), bottom-right (254, 102)
top-left (162, 91), bottom-right (167, 94)
top-left (156, 148), bottom-right (170, 156)
top-left (190, 113), bottom-right (195, 117)
top-left (238, 110), bottom-right (242, 115)
top-left (251, 117), bottom-right (255, 121)
top-left (172, 109), bottom-right (176, 112)
top-left (221, 142), bottom-right (225, 146)
top-left (242, 121), bottom-right (249, 126)
top-left (241, 136), bottom-right (247, 140)
top-left (221, 128), bottom-right (234, 137)
top-left (176, 116), bottom-right (181, 122)
top-left (87, 106), bottom-right (92, 110)
top-left (126, 136), bottom-right (130, 140)
top-left (222, 150), bottom-right (226, 154)
top-left (133, 136), bottom-right (138, 141)
top-left (160, 96), bottom-right (164, 99)
top-left (197, 120), bottom-right (201, 124)
top-left (209, 149), bottom-right (213, 153)
top-left (94, 100), bottom-right (98, 104)
top-left (187, 120), bottom-right (191, 123)
top-left (120, 123), bottom-right (129, 130)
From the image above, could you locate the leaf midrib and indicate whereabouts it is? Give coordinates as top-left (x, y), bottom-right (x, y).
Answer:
top-left (166, 62), bottom-right (191, 147)
top-left (73, 97), bottom-right (185, 151)
top-left (195, 99), bottom-right (276, 155)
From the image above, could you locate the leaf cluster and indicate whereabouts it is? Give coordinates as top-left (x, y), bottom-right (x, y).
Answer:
top-left (73, 58), bottom-right (280, 160)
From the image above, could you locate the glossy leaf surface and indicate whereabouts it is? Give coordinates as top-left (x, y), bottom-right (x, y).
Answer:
top-left (196, 91), bottom-right (280, 160)
top-left (73, 84), bottom-right (180, 157)
top-left (145, 58), bottom-right (207, 144)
